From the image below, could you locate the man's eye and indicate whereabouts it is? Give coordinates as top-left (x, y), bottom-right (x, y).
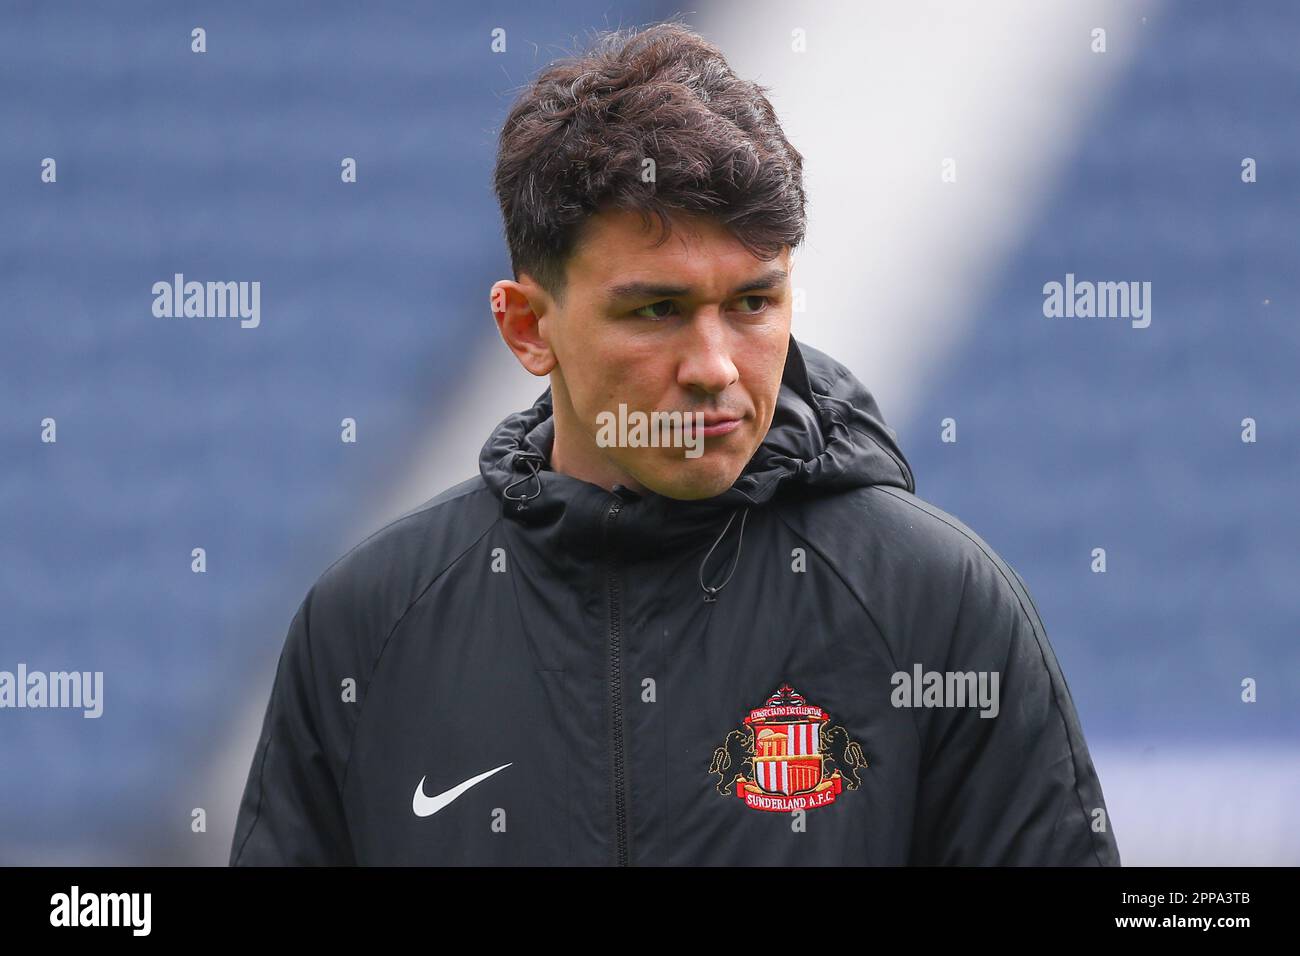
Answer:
top-left (631, 300), bottom-right (677, 319)
top-left (733, 295), bottom-right (770, 314)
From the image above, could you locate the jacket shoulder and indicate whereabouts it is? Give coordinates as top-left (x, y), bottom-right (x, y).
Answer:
top-left (792, 484), bottom-right (1026, 591)
top-left (306, 475), bottom-right (500, 665)
top-left (861, 485), bottom-right (1028, 588)
top-left (780, 485), bottom-right (1042, 669)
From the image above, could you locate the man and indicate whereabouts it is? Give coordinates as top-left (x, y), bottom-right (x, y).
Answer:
top-left (230, 22), bottom-right (1119, 866)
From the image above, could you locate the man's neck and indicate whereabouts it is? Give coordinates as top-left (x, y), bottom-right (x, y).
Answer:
top-left (548, 412), bottom-right (648, 495)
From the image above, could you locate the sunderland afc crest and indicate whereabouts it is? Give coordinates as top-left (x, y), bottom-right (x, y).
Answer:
top-left (709, 683), bottom-right (869, 812)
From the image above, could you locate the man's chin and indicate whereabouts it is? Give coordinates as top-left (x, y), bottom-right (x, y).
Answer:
top-left (631, 455), bottom-right (746, 501)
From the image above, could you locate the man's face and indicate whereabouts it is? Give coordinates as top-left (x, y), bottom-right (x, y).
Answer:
top-left (495, 206), bottom-right (793, 500)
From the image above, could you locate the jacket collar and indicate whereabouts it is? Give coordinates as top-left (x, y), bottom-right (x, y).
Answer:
top-left (479, 335), bottom-right (914, 599)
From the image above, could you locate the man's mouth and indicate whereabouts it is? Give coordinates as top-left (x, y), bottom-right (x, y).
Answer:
top-left (686, 413), bottom-right (745, 438)
top-left (698, 418), bottom-right (742, 437)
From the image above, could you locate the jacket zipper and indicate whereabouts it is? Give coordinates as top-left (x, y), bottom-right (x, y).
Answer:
top-left (604, 494), bottom-right (630, 866)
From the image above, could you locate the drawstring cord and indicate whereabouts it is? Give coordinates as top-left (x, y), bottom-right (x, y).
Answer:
top-left (698, 506), bottom-right (749, 603)
top-left (503, 450), bottom-right (544, 511)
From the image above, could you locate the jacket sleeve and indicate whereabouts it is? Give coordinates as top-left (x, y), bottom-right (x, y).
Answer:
top-left (908, 557), bottom-right (1121, 866)
top-left (229, 589), bottom-right (356, 865)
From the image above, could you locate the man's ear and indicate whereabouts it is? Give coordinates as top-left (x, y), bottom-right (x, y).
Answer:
top-left (490, 277), bottom-right (557, 377)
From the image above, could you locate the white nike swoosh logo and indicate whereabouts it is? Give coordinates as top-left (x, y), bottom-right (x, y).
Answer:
top-left (412, 763), bottom-right (512, 818)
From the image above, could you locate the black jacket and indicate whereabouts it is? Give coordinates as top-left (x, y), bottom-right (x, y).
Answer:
top-left (229, 335), bottom-right (1121, 866)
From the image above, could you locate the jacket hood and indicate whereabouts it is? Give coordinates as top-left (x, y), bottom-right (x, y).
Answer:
top-left (479, 335), bottom-right (914, 601)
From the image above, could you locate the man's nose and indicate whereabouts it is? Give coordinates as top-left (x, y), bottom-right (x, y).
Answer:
top-left (676, 314), bottom-right (739, 394)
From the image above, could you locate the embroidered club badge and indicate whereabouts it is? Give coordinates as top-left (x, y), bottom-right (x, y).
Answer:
top-left (709, 683), bottom-right (869, 813)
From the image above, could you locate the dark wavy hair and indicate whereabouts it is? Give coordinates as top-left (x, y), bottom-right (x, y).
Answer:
top-left (492, 19), bottom-right (807, 303)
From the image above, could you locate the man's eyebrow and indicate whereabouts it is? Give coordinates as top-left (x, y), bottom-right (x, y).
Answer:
top-left (603, 267), bottom-right (789, 304)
